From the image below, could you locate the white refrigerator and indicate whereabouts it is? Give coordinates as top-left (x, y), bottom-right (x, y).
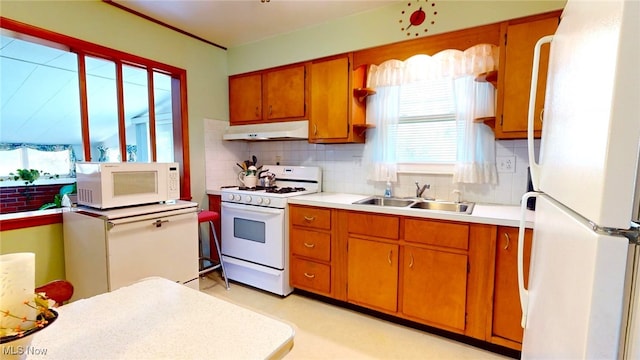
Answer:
top-left (517, 0), bottom-right (640, 358)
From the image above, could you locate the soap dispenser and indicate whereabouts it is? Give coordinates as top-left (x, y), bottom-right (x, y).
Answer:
top-left (384, 179), bottom-right (392, 198)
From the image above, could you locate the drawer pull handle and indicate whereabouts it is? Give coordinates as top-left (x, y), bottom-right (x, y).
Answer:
top-left (303, 216), bottom-right (316, 222)
top-left (409, 253), bottom-right (414, 269)
top-left (304, 272), bottom-right (315, 279)
top-left (304, 242), bottom-right (315, 248)
top-left (153, 219), bottom-right (169, 228)
top-left (504, 232), bottom-right (511, 250)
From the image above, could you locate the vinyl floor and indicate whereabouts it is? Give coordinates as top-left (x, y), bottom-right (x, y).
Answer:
top-left (199, 273), bottom-right (512, 360)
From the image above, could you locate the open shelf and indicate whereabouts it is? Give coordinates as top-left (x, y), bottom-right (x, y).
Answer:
top-left (475, 70), bottom-right (498, 88)
top-left (474, 116), bottom-right (496, 128)
top-left (353, 87), bottom-right (376, 102)
top-left (353, 123), bottom-right (375, 136)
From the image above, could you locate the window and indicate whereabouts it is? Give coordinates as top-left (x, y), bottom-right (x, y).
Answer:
top-left (0, 20), bottom-right (189, 197)
top-left (0, 146), bottom-right (74, 176)
top-left (397, 79), bottom-right (457, 164)
top-left (365, 45), bottom-right (498, 181)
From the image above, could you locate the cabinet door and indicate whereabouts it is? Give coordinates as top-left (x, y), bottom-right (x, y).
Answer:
top-left (347, 237), bottom-right (398, 312)
top-left (498, 17), bottom-right (558, 137)
top-left (402, 246), bottom-right (468, 331)
top-left (492, 227), bottom-right (532, 346)
top-left (310, 56), bottom-right (349, 140)
top-left (108, 212), bottom-right (199, 291)
top-left (264, 65), bottom-right (306, 121)
top-left (229, 73), bottom-right (262, 124)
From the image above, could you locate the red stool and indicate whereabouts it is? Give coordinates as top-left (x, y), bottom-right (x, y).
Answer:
top-left (197, 210), bottom-right (229, 289)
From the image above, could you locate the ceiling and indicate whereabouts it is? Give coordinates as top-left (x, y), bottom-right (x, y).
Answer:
top-left (108, 0), bottom-right (400, 49)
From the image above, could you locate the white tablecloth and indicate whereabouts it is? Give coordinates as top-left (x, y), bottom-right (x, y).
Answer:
top-left (27, 277), bottom-right (294, 359)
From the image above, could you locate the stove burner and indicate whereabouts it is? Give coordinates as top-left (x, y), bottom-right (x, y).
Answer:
top-left (266, 187), bottom-right (306, 194)
top-left (237, 186), bottom-right (277, 191)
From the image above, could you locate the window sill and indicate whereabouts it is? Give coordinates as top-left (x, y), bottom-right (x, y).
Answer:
top-left (0, 178), bottom-right (75, 188)
top-left (0, 208), bottom-right (68, 231)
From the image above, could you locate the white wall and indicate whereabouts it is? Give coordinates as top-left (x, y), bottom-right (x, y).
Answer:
top-left (204, 119), bottom-right (539, 206)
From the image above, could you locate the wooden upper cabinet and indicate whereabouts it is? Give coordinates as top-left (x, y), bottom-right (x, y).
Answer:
top-left (310, 56), bottom-right (349, 140)
top-left (495, 13), bottom-right (560, 139)
top-left (229, 64), bottom-right (307, 125)
top-left (309, 54), bottom-right (368, 144)
top-left (229, 73), bottom-right (262, 124)
top-left (264, 65), bottom-right (307, 121)
top-left (490, 226), bottom-right (532, 349)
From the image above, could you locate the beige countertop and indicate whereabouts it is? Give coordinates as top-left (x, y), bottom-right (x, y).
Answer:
top-left (28, 277), bottom-right (294, 360)
top-left (287, 192), bottom-right (535, 228)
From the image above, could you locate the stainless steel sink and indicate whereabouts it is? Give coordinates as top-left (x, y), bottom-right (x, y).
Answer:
top-left (352, 196), bottom-right (474, 214)
top-left (410, 200), bottom-right (475, 214)
top-left (353, 196), bottom-right (415, 207)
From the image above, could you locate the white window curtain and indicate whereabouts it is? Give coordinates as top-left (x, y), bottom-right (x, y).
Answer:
top-left (364, 44), bottom-right (499, 184)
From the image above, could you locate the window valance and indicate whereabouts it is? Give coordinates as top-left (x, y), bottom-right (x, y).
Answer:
top-left (367, 44), bottom-right (498, 87)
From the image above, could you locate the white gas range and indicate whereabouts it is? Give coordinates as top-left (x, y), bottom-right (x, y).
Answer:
top-left (220, 165), bottom-right (322, 296)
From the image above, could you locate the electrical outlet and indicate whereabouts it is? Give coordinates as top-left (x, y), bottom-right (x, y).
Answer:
top-left (497, 156), bottom-right (516, 173)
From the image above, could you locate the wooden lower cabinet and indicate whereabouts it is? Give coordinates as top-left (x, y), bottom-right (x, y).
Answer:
top-left (347, 237), bottom-right (399, 313)
top-left (288, 206), bottom-right (532, 352)
top-left (489, 226), bottom-right (533, 349)
top-left (290, 257), bottom-right (331, 294)
top-left (289, 205), bottom-right (335, 296)
top-left (401, 245), bottom-right (468, 331)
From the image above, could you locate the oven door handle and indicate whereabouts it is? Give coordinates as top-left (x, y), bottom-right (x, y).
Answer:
top-left (221, 202), bottom-right (284, 215)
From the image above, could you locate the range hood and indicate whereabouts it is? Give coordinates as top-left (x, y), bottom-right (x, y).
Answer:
top-left (223, 120), bottom-right (309, 141)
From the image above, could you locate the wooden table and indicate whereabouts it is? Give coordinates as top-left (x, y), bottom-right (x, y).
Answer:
top-left (28, 277), bottom-right (295, 359)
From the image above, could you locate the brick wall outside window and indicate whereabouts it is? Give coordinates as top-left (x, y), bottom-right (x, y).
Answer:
top-left (0, 184), bottom-right (65, 214)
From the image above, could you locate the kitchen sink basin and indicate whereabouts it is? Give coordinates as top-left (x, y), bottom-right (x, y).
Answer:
top-left (352, 196), bottom-right (475, 214)
top-left (410, 201), bottom-right (475, 214)
top-left (353, 196), bottom-right (415, 207)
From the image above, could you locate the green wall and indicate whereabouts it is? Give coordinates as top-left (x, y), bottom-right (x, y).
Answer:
top-left (227, 0), bottom-right (566, 74)
top-left (0, 224), bottom-right (65, 286)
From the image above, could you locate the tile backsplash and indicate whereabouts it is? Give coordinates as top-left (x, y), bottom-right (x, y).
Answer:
top-left (204, 119), bottom-right (538, 206)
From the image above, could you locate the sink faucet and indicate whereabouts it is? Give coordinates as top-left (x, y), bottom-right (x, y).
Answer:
top-left (452, 189), bottom-right (461, 203)
top-left (415, 182), bottom-right (430, 198)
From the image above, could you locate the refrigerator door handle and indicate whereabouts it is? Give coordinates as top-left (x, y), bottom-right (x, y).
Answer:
top-left (527, 35), bottom-right (554, 191)
top-left (518, 191), bottom-right (540, 328)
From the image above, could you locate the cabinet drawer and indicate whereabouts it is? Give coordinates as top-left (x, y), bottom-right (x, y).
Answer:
top-left (347, 212), bottom-right (399, 240)
top-left (291, 257), bottom-right (331, 294)
top-left (291, 228), bottom-right (331, 261)
top-left (404, 219), bottom-right (469, 250)
top-left (290, 206), bottom-right (331, 230)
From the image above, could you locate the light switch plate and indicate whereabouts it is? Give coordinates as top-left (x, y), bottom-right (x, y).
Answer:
top-left (497, 156), bottom-right (516, 173)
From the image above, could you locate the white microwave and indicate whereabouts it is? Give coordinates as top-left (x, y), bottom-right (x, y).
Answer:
top-left (75, 162), bottom-right (180, 209)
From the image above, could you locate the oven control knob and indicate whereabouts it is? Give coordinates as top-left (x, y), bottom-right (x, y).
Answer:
top-left (227, 194), bottom-right (235, 201)
top-left (256, 197), bottom-right (263, 204)
top-left (233, 194), bottom-right (241, 201)
top-left (264, 198), bottom-right (271, 205)
top-left (245, 195), bottom-right (252, 202)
